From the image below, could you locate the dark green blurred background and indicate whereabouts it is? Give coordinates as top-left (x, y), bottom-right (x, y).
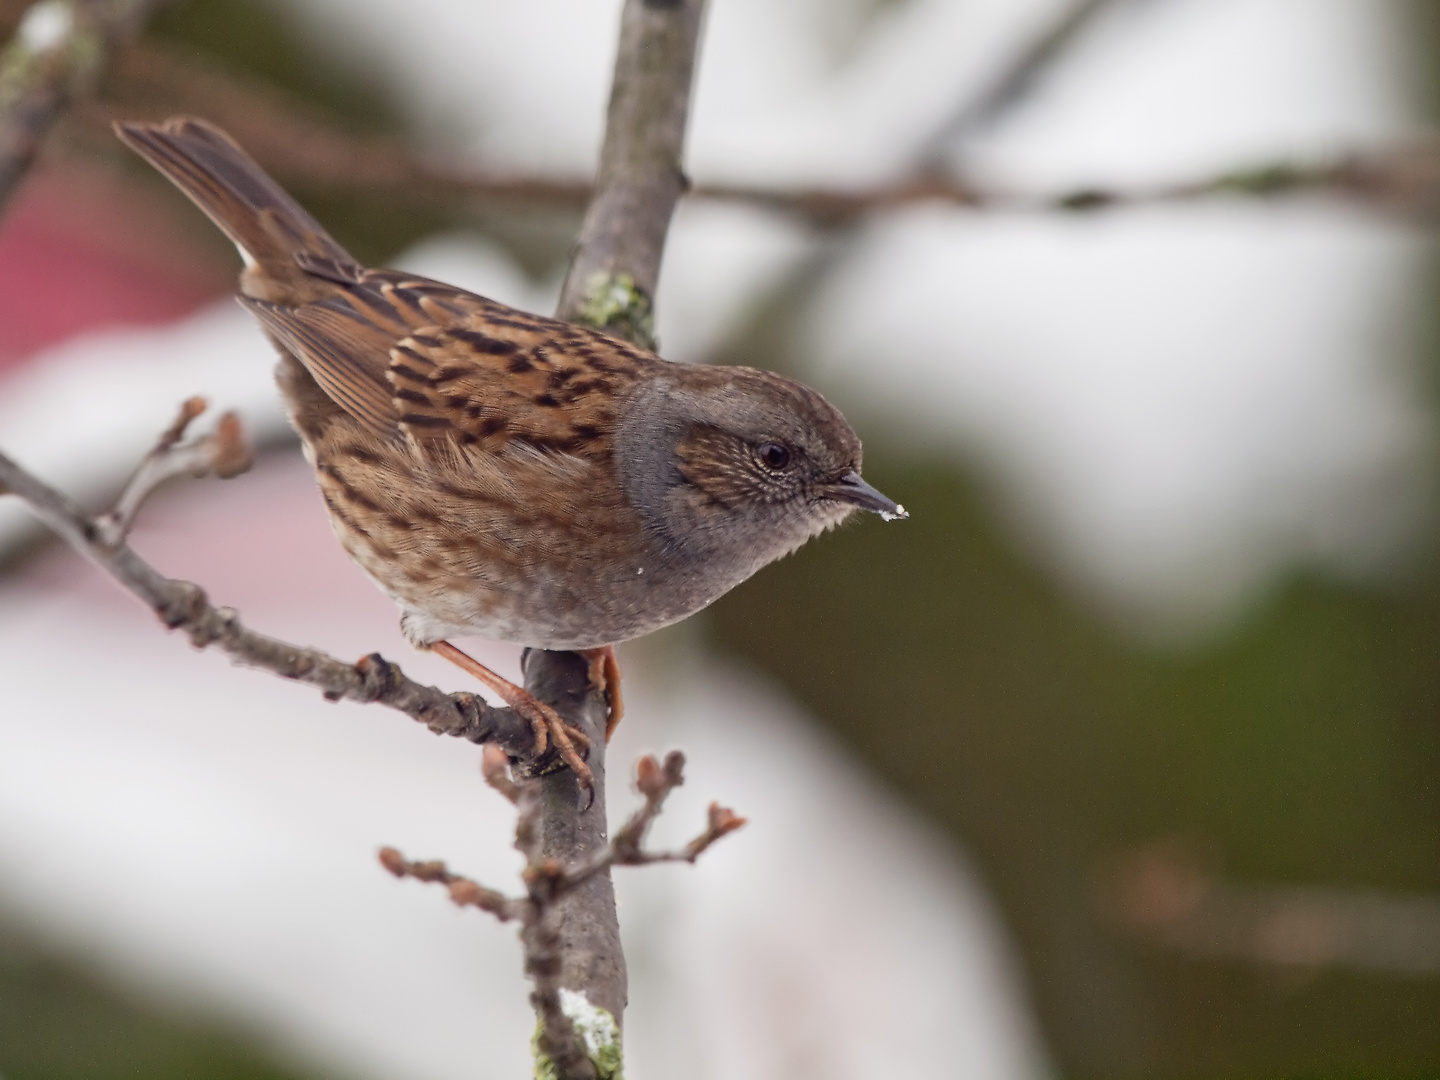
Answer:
top-left (3, 1), bottom-right (1439, 1077)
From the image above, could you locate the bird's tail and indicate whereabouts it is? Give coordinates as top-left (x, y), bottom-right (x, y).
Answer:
top-left (114, 116), bottom-right (361, 293)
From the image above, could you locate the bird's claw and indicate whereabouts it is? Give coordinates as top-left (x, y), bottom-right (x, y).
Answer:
top-left (512, 694), bottom-right (594, 807)
top-left (579, 645), bottom-right (624, 742)
top-left (427, 641), bottom-right (595, 808)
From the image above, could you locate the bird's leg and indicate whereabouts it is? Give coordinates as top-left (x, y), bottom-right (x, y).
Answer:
top-left (579, 644), bottom-right (624, 742)
top-left (430, 641), bottom-right (592, 795)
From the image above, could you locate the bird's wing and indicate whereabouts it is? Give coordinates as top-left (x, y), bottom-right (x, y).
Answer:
top-left (243, 270), bottom-right (653, 455)
top-left (378, 287), bottom-right (653, 459)
top-left (242, 292), bottom-right (399, 439)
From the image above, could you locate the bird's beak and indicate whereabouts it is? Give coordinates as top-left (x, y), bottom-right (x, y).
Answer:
top-left (823, 471), bottom-right (908, 520)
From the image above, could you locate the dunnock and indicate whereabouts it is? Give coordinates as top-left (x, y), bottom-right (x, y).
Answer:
top-left (117, 117), bottom-right (904, 793)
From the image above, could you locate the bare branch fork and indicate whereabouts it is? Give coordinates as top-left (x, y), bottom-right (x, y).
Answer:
top-left (381, 747), bottom-right (745, 1079)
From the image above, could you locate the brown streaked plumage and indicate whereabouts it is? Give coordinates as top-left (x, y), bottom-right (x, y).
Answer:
top-left (116, 116), bottom-right (905, 799)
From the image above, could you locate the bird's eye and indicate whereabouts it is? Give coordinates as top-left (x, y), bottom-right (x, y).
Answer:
top-left (758, 442), bottom-right (793, 471)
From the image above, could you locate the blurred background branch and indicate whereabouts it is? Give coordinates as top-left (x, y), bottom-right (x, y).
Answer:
top-left (40, 31), bottom-right (1440, 225)
top-left (1103, 839), bottom-right (1440, 977)
top-left (917, 0), bottom-right (1127, 167)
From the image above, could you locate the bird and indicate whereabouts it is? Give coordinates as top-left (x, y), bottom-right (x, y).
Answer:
top-left (116, 116), bottom-right (905, 799)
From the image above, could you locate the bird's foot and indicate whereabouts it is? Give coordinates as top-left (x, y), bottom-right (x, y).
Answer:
top-left (431, 640), bottom-right (594, 804)
top-left (579, 644), bottom-right (624, 742)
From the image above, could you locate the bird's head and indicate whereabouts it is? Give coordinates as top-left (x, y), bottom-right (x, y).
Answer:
top-left (615, 364), bottom-right (905, 575)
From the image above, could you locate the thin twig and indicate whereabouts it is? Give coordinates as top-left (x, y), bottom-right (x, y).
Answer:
top-left (381, 748), bottom-right (741, 1080)
top-left (557, 752), bottom-right (747, 894)
top-left (380, 751), bottom-right (744, 921)
top-left (94, 396), bottom-right (251, 547)
top-left (0, 0), bottom-right (171, 214)
top-left (378, 848), bottom-right (522, 922)
top-left (507, 773), bottom-right (597, 1080)
top-left (1040, 147), bottom-right (1440, 216)
top-left (481, 742), bottom-right (521, 804)
top-left (0, 405), bottom-right (536, 758)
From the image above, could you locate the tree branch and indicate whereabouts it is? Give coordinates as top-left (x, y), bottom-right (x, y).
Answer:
top-left (518, 647), bottom-right (625, 1079)
top-left (0, 0), bottom-right (169, 213)
top-left (506, 2), bottom-right (709, 1075)
top-left (553, 0), bottom-right (707, 349)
